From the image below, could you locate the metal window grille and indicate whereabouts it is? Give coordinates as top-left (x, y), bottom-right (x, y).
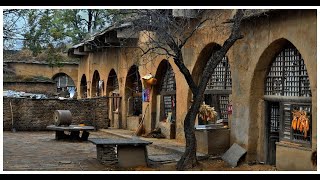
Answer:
top-left (219, 95), bottom-right (230, 121)
top-left (265, 45), bottom-right (312, 144)
top-left (161, 65), bottom-right (176, 121)
top-left (163, 95), bottom-right (176, 122)
top-left (204, 56), bottom-right (231, 122)
top-left (269, 103), bottom-right (280, 133)
top-left (265, 46), bottom-right (311, 97)
top-left (54, 75), bottom-right (75, 88)
top-left (161, 65), bottom-right (176, 92)
top-left (132, 80), bottom-right (142, 116)
top-left (206, 56), bottom-right (231, 90)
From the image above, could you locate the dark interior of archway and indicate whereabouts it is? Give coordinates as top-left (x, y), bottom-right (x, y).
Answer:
top-left (107, 69), bottom-right (119, 95)
top-left (126, 65), bottom-right (142, 116)
top-left (192, 44), bottom-right (221, 85)
top-left (92, 71), bottom-right (100, 97)
top-left (80, 74), bottom-right (87, 98)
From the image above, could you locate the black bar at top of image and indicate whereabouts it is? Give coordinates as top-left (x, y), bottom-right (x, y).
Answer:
top-left (0, 0), bottom-right (320, 6)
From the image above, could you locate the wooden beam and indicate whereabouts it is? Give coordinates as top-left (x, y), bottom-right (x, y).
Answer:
top-left (74, 48), bottom-right (88, 56)
top-left (263, 95), bottom-right (312, 103)
top-left (117, 28), bottom-right (139, 39)
top-left (204, 89), bottom-right (232, 95)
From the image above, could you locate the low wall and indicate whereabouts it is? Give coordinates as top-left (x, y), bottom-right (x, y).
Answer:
top-left (195, 128), bottom-right (230, 155)
top-left (3, 97), bottom-right (109, 131)
top-left (276, 142), bottom-right (315, 171)
top-left (126, 116), bottom-right (141, 131)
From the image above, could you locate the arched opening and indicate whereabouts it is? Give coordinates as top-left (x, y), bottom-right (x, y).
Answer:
top-left (106, 69), bottom-right (120, 128)
top-left (52, 73), bottom-right (75, 98)
top-left (250, 38), bottom-right (312, 165)
top-left (80, 74), bottom-right (87, 98)
top-left (91, 70), bottom-right (103, 97)
top-left (191, 43), bottom-right (232, 126)
top-left (152, 60), bottom-right (176, 139)
top-left (125, 65), bottom-right (142, 116)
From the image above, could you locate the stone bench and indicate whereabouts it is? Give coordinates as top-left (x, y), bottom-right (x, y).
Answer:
top-left (46, 125), bottom-right (95, 141)
top-left (88, 138), bottom-right (152, 168)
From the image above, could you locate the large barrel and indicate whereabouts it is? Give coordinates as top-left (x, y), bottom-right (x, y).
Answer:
top-left (53, 110), bottom-right (72, 126)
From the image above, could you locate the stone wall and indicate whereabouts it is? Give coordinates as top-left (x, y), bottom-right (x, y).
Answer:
top-left (3, 82), bottom-right (56, 96)
top-left (96, 145), bottom-right (117, 165)
top-left (3, 97), bottom-right (109, 131)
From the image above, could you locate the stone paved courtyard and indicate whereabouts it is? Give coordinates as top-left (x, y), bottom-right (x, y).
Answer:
top-left (3, 130), bottom-right (277, 172)
top-left (3, 130), bottom-right (180, 171)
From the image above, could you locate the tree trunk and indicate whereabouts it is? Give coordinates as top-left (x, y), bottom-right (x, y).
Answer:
top-left (87, 9), bottom-right (93, 33)
top-left (176, 93), bottom-right (204, 170)
top-left (176, 10), bottom-right (244, 170)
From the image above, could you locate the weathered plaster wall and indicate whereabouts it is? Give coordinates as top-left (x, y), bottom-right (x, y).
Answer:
top-left (276, 142), bottom-right (314, 170)
top-left (74, 10), bottom-right (316, 170)
top-left (230, 10), bottom-right (316, 164)
top-left (6, 62), bottom-right (79, 87)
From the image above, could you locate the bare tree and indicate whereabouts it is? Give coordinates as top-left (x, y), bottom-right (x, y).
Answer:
top-left (3, 9), bottom-right (27, 50)
top-left (68, 9), bottom-right (246, 170)
top-left (123, 9), bottom-right (245, 170)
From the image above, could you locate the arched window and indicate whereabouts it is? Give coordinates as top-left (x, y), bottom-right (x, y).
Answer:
top-left (80, 74), bottom-right (87, 98)
top-left (126, 65), bottom-right (142, 116)
top-left (160, 64), bottom-right (176, 123)
top-left (107, 69), bottom-right (120, 112)
top-left (92, 70), bottom-right (102, 97)
top-left (264, 43), bottom-right (311, 144)
top-left (203, 56), bottom-right (231, 124)
top-left (53, 73), bottom-right (75, 94)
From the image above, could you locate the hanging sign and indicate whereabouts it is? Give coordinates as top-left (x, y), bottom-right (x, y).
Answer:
top-left (227, 104), bottom-right (233, 115)
top-left (142, 88), bottom-right (150, 102)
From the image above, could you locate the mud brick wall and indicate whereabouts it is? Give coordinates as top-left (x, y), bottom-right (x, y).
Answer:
top-left (93, 97), bottom-right (110, 129)
top-left (3, 97), bottom-right (109, 131)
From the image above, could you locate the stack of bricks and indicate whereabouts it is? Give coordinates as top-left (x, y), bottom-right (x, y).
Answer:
top-left (96, 145), bottom-right (118, 165)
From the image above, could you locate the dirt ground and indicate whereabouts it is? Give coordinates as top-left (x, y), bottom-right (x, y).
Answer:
top-left (3, 131), bottom-right (276, 172)
top-left (132, 159), bottom-right (276, 171)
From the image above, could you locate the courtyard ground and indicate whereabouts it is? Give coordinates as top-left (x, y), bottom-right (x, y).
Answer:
top-left (3, 130), bottom-right (276, 172)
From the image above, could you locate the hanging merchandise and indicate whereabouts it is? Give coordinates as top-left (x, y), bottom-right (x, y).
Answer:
top-left (142, 88), bottom-right (150, 102)
top-left (142, 73), bottom-right (157, 86)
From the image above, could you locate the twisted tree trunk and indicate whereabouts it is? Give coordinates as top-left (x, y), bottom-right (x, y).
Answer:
top-left (176, 9), bottom-right (245, 170)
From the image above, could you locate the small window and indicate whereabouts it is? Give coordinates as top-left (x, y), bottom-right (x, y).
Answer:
top-left (281, 103), bottom-right (311, 144)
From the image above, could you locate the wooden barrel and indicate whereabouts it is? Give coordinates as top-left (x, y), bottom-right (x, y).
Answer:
top-left (54, 110), bottom-right (72, 126)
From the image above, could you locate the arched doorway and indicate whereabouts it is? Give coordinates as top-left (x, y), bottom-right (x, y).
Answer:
top-left (152, 60), bottom-right (176, 139)
top-left (52, 73), bottom-right (75, 98)
top-left (263, 41), bottom-right (312, 165)
top-left (125, 65), bottom-right (142, 130)
top-left (203, 56), bottom-right (231, 125)
top-left (92, 70), bottom-right (103, 97)
top-left (106, 69), bottom-right (120, 127)
top-left (191, 43), bottom-right (232, 126)
top-left (80, 74), bottom-right (87, 98)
